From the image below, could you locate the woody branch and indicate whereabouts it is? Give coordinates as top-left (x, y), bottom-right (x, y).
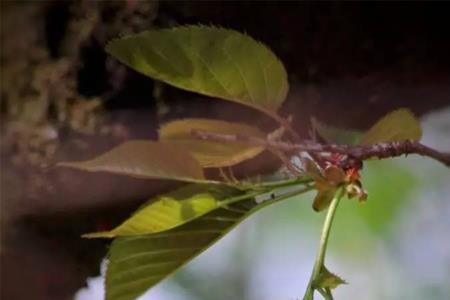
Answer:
top-left (191, 129), bottom-right (450, 167)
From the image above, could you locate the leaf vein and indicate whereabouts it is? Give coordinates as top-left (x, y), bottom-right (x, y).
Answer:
top-left (221, 44), bottom-right (256, 105)
top-left (113, 247), bottom-right (203, 264)
top-left (255, 45), bottom-right (269, 104)
top-left (109, 261), bottom-right (181, 280)
top-left (189, 49), bottom-right (233, 99)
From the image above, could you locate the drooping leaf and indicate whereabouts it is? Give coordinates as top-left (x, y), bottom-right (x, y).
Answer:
top-left (59, 141), bottom-right (206, 182)
top-left (323, 165), bottom-right (346, 185)
top-left (309, 165), bottom-right (346, 212)
top-left (314, 266), bottom-right (347, 290)
top-left (312, 186), bottom-right (337, 212)
top-left (160, 118), bottom-right (266, 167)
top-left (104, 184), bottom-right (311, 300)
top-left (106, 25), bottom-right (289, 117)
top-left (361, 108), bottom-right (422, 145)
top-left (83, 184), bottom-right (240, 238)
top-left (311, 117), bottom-right (362, 145)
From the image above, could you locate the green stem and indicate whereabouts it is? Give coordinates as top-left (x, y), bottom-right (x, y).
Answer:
top-left (247, 176), bottom-right (312, 189)
top-left (317, 288), bottom-right (330, 300)
top-left (220, 184), bottom-right (314, 208)
top-left (303, 189), bottom-right (344, 300)
top-left (325, 288), bottom-right (334, 300)
top-left (215, 174), bottom-right (313, 191)
top-left (260, 185), bottom-right (314, 208)
top-left (317, 288), bottom-right (334, 300)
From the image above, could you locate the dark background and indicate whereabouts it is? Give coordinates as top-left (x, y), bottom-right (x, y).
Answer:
top-left (1, 1), bottom-right (449, 299)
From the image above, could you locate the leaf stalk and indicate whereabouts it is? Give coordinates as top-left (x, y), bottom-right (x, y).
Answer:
top-left (303, 188), bottom-right (344, 300)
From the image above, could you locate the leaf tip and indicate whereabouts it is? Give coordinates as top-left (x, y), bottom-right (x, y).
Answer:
top-left (314, 266), bottom-right (348, 290)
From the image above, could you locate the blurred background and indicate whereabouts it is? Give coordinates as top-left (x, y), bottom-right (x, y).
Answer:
top-left (1, 1), bottom-right (449, 300)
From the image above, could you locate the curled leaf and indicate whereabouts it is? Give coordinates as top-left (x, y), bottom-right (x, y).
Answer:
top-left (346, 181), bottom-right (368, 202)
top-left (323, 165), bottom-right (346, 185)
top-left (312, 185), bottom-right (338, 212)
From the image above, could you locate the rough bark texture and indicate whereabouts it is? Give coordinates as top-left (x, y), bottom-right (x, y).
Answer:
top-left (1, 1), bottom-right (449, 299)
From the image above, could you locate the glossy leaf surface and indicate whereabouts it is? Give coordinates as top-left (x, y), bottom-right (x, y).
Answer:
top-left (83, 185), bottom-right (239, 238)
top-left (106, 25), bottom-right (288, 116)
top-left (105, 183), bottom-right (312, 300)
top-left (105, 194), bottom-right (258, 300)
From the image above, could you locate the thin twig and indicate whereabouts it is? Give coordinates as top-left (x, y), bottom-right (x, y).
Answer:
top-left (272, 113), bottom-right (302, 142)
top-left (191, 130), bottom-right (450, 167)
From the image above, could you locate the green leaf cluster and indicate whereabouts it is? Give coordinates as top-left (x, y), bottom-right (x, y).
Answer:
top-left (58, 25), bottom-right (425, 300)
top-left (58, 25), bottom-right (298, 300)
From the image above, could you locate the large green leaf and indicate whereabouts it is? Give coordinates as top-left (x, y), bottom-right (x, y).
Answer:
top-left (106, 198), bottom-right (255, 300)
top-left (361, 108), bottom-right (422, 145)
top-left (59, 141), bottom-right (206, 182)
top-left (106, 25), bottom-right (289, 116)
top-left (105, 185), bottom-right (311, 300)
top-left (160, 118), bottom-right (266, 167)
top-left (83, 184), bottom-right (241, 238)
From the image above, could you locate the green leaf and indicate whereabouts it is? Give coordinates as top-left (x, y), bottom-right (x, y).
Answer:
top-left (106, 25), bottom-right (289, 116)
top-left (59, 141), bottom-right (206, 182)
top-left (314, 266), bottom-right (347, 290)
top-left (105, 196), bottom-right (256, 300)
top-left (311, 117), bottom-right (362, 145)
top-left (361, 108), bottom-right (422, 145)
top-left (83, 184), bottom-right (239, 238)
top-left (104, 184), bottom-right (312, 300)
top-left (160, 118), bottom-right (266, 167)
